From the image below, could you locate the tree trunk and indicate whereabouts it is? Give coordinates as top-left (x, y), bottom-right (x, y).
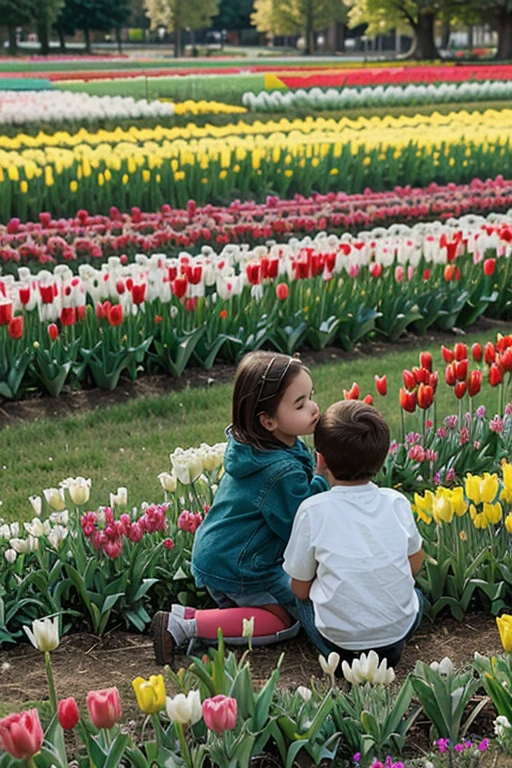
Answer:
top-left (115, 24), bottom-right (122, 53)
top-left (84, 25), bottom-right (91, 54)
top-left (174, 25), bottom-right (182, 57)
top-left (304, 0), bottom-right (314, 55)
top-left (57, 26), bottom-right (67, 52)
top-left (440, 20), bottom-right (450, 50)
top-left (334, 21), bottom-right (346, 53)
top-left (467, 25), bottom-right (473, 51)
top-left (496, 10), bottom-right (512, 60)
top-left (38, 20), bottom-right (50, 55)
top-left (8, 25), bottom-right (17, 55)
top-left (411, 10), bottom-right (438, 60)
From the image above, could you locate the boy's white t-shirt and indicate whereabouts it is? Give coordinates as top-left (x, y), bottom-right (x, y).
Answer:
top-left (283, 483), bottom-right (422, 650)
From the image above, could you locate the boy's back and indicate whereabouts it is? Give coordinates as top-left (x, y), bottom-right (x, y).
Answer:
top-left (284, 478), bottom-right (421, 650)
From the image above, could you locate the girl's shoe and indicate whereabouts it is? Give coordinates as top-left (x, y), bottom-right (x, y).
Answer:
top-left (151, 611), bottom-right (175, 666)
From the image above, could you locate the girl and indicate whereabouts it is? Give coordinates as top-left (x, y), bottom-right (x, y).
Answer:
top-left (152, 351), bottom-right (329, 665)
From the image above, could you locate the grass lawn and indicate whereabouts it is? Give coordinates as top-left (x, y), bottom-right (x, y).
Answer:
top-left (0, 327), bottom-right (510, 523)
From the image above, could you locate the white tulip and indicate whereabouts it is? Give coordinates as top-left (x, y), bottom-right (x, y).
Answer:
top-left (158, 472), bottom-right (177, 493)
top-left (60, 477), bottom-right (91, 506)
top-left (48, 525), bottom-right (68, 550)
top-left (44, 488), bottom-right (67, 511)
top-left (242, 617), bottom-right (255, 644)
top-left (29, 495), bottom-right (42, 517)
top-left (318, 651), bottom-right (340, 678)
top-left (9, 536), bottom-right (38, 553)
top-left (495, 715), bottom-right (511, 737)
top-left (166, 690), bottom-right (202, 724)
top-left (10, 522), bottom-right (20, 537)
top-left (342, 651), bottom-right (395, 686)
top-left (24, 518), bottom-right (50, 538)
top-left (296, 686), bottom-right (312, 702)
top-left (50, 510), bottom-right (69, 526)
top-left (23, 616), bottom-right (59, 652)
top-left (0, 524), bottom-right (10, 539)
top-left (4, 548), bottom-right (17, 564)
top-left (430, 657), bottom-right (454, 676)
top-left (110, 487), bottom-right (128, 508)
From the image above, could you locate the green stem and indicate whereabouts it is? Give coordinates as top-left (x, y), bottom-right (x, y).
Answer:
top-left (176, 722), bottom-right (193, 768)
top-left (45, 651), bottom-right (58, 715)
top-left (25, 758), bottom-right (37, 768)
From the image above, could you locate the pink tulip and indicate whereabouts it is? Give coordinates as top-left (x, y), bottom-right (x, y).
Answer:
top-left (0, 708), bottom-right (44, 759)
top-left (58, 697), bottom-right (80, 730)
top-left (86, 687), bottom-right (122, 729)
top-left (202, 695), bottom-right (237, 734)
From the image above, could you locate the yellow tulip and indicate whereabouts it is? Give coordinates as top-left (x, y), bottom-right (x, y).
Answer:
top-left (132, 674), bottom-right (166, 714)
top-left (484, 502), bottom-right (503, 525)
top-left (505, 513), bottom-right (512, 534)
top-left (469, 503), bottom-right (488, 530)
top-left (496, 615), bottom-right (512, 653)
top-left (465, 474), bottom-right (482, 505)
top-left (69, 180), bottom-right (78, 192)
top-left (413, 490), bottom-right (434, 524)
top-left (481, 473), bottom-right (499, 504)
top-left (432, 494), bottom-right (454, 525)
top-left (501, 460), bottom-right (512, 503)
top-left (450, 487), bottom-right (468, 517)
top-left (19, 180), bottom-right (28, 193)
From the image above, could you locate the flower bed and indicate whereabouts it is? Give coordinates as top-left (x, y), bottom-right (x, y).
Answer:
top-left (3, 109), bottom-right (512, 219)
top-left (243, 80), bottom-right (512, 112)
top-left (1, 211), bottom-right (512, 395)
top-left (1, 178), bottom-right (511, 270)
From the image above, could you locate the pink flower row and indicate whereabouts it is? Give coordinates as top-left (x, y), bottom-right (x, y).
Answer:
top-left (1, 176), bottom-right (512, 268)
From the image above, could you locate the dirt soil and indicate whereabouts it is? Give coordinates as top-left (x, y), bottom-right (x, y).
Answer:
top-left (1, 318), bottom-right (509, 430)
top-left (0, 613), bottom-right (501, 713)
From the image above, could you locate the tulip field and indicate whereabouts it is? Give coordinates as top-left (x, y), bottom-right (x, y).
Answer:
top-left (5, 54), bottom-right (512, 768)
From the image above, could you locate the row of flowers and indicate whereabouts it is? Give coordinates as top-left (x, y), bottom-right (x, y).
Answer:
top-left (3, 109), bottom-right (512, 217)
top-left (3, 617), bottom-right (512, 768)
top-left (243, 79), bottom-right (512, 112)
top-left (0, 218), bottom-right (510, 394)
top-left (1, 178), bottom-right (512, 270)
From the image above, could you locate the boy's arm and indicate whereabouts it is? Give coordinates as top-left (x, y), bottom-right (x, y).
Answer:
top-left (409, 548), bottom-right (425, 576)
top-left (291, 577), bottom-right (315, 601)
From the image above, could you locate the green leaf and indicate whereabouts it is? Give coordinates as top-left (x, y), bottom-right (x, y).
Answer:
top-left (133, 578), bottom-right (159, 602)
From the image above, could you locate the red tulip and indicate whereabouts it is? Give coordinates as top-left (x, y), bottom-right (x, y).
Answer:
top-left (455, 359), bottom-right (468, 381)
top-left (343, 382), bottom-right (360, 400)
top-left (423, 268), bottom-right (431, 280)
top-left (0, 708), bottom-right (43, 759)
top-left (7, 316), bottom-right (23, 340)
top-left (399, 388), bottom-right (416, 413)
top-left (441, 345), bottom-right (454, 363)
top-left (77, 305), bottom-right (86, 321)
top-left (484, 342), bottom-right (496, 365)
top-left (172, 276), bottom-right (188, 299)
top-left (444, 265), bottom-right (456, 282)
top-left (454, 343), bottom-right (467, 362)
top-left (454, 381), bottom-right (467, 399)
top-left (501, 349), bottom-right (512, 372)
top-left (58, 698), bottom-right (80, 730)
top-left (276, 283), bottom-right (289, 301)
top-left (429, 372), bottom-right (439, 391)
top-left (47, 323), bottom-right (59, 342)
top-left (363, 394), bottom-right (373, 405)
top-left (419, 351), bottom-right (432, 371)
top-left (471, 343), bottom-right (483, 362)
top-left (417, 384), bottom-right (434, 410)
top-left (445, 363), bottom-right (456, 386)
top-left (370, 263), bottom-right (382, 278)
top-left (374, 375), bottom-right (387, 396)
top-left (412, 366), bottom-right (429, 385)
top-left (0, 301), bottom-right (13, 325)
top-left (107, 304), bottom-right (123, 327)
top-left (131, 283), bottom-right (146, 305)
top-left (60, 307), bottom-right (76, 326)
top-left (86, 688), bottom-right (122, 730)
top-left (202, 695), bottom-right (237, 735)
top-left (19, 286), bottom-right (31, 305)
top-left (483, 258), bottom-right (496, 277)
top-left (402, 369), bottom-right (416, 389)
top-left (489, 363), bottom-right (503, 387)
top-left (246, 263), bottom-right (262, 285)
top-left (468, 370), bottom-right (483, 397)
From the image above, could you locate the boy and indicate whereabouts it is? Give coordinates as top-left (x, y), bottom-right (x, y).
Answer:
top-left (284, 400), bottom-right (424, 667)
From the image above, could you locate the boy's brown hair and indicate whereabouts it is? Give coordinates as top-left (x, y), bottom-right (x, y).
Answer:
top-left (314, 400), bottom-right (390, 482)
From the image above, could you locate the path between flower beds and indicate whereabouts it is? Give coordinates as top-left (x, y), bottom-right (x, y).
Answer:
top-left (0, 318), bottom-right (508, 431)
top-left (0, 614), bottom-right (500, 716)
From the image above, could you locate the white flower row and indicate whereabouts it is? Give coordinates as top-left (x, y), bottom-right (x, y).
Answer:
top-left (0, 90), bottom-right (175, 126)
top-left (1, 211), bottom-right (511, 322)
top-left (242, 80), bottom-right (512, 112)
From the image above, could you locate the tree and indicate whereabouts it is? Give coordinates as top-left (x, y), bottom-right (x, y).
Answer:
top-left (56, 0), bottom-right (130, 52)
top-left (252, 0), bottom-right (347, 54)
top-left (32, 0), bottom-right (64, 55)
top-left (0, 0), bottom-right (32, 54)
top-left (213, 0), bottom-right (254, 31)
top-left (144, 0), bottom-right (219, 56)
top-left (470, 0), bottom-right (512, 59)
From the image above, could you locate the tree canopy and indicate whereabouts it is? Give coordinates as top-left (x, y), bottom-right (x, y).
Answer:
top-left (252, 0), bottom-right (347, 52)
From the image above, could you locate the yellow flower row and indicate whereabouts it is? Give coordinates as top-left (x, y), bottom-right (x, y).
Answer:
top-left (4, 108), bottom-right (512, 153)
top-left (171, 99), bottom-right (247, 116)
top-left (413, 461), bottom-right (512, 530)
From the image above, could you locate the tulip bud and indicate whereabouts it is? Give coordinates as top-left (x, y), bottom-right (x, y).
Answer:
top-left (23, 617), bottom-right (59, 652)
top-left (468, 370), bottom-right (483, 398)
top-left (444, 363), bottom-right (456, 387)
top-left (363, 394), bottom-right (373, 405)
top-left (158, 472), bottom-right (177, 493)
top-left (419, 351), bottom-right (432, 372)
top-left (374, 375), bottom-right (387, 396)
top-left (343, 382), bottom-right (360, 400)
top-left (441, 345), bottom-right (454, 363)
top-left (455, 359), bottom-right (468, 381)
top-left (202, 695), bottom-right (237, 734)
top-left (4, 548), bottom-right (17, 564)
top-left (166, 691), bottom-right (202, 725)
top-left (484, 342), bottom-right (496, 366)
top-left (86, 687), bottom-right (122, 729)
top-left (399, 388), bottom-right (416, 413)
top-left (454, 343), bottom-right (467, 362)
top-left (132, 675), bottom-right (166, 714)
top-left (490, 363), bottom-right (503, 387)
top-left (296, 686), bottom-right (312, 702)
top-left (276, 283), bottom-right (289, 301)
top-left (471, 343), bottom-right (483, 362)
top-left (402, 369), bottom-right (416, 390)
top-left (58, 697), bottom-right (80, 730)
top-left (417, 384), bottom-right (434, 410)
top-left (483, 258), bottom-right (496, 277)
top-left (454, 381), bottom-right (467, 399)
top-left (0, 708), bottom-right (44, 759)
top-left (47, 323), bottom-right (59, 342)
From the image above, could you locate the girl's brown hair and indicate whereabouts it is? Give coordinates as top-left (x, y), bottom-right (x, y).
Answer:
top-left (231, 351), bottom-right (308, 450)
